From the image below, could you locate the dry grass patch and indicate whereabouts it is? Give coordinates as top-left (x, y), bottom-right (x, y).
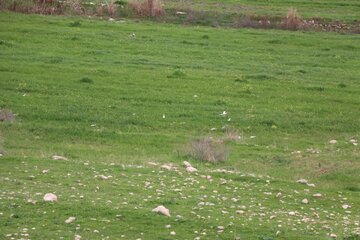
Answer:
top-left (282, 7), bottom-right (302, 30)
top-left (0, 109), bottom-right (16, 122)
top-left (185, 137), bottom-right (228, 163)
top-left (129, 0), bottom-right (164, 17)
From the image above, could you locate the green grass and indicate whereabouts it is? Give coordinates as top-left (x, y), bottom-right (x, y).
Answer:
top-left (0, 12), bottom-right (360, 239)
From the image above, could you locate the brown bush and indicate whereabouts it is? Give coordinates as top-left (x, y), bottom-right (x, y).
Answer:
top-left (187, 137), bottom-right (228, 163)
top-left (129, 0), bottom-right (164, 17)
top-left (282, 7), bottom-right (302, 30)
top-left (106, 1), bottom-right (117, 17)
top-left (95, 4), bottom-right (104, 16)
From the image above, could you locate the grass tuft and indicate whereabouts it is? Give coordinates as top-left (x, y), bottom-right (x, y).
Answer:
top-left (186, 137), bottom-right (228, 163)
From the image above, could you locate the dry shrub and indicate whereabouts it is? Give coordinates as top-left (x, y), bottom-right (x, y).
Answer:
top-left (283, 7), bottom-right (302, 30)
top-left (95, 4), bottom-right (104, 16)
top-left (64, 0), bottom-right (84, 15)
top-left (187, 137), bottom-right (228, 163)
top-left (0, 109), bottom-right (16, 122)
top-left (222, 129), bottom-right (241, 143)
top-left (106, 1), bottom-right (117, 17)
top-left (129, 0), bottom-right (164, 17)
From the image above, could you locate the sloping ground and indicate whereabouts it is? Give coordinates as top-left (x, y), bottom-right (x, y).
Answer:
top-left (1, 158), bottom-right (359, 239)
top-left (0, 13), bottom-right (360, 239)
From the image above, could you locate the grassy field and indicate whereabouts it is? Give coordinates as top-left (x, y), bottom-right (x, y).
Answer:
top-left (0, 12), bottom-right (360, 239)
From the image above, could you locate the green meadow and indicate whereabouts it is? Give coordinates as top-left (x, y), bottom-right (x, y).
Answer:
top-left (0, 10), bottom-right (359, 239)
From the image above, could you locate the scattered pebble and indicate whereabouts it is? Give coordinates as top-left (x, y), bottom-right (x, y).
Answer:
top-left (330, 233), bottom-right (337, 238)
top-left (296, 179), bottom-right (308, 184)
top-left (329, 140), bottom-right (337, 144)
top-left (52, 155), bottom-right (67, 161)
top-left (313, 193), bottom-right (322, 198)
top-left (302, 198), bottom-right (309, 204)
top-left (43, 193), bottom-right (58, 202)
top-left (65, 217), bottom-right (76, 224)
top-left (170, 231), bottom-right (176, 236)
top-left (152, 205), bottom-right (170, 217)
top-left (342, 204), bottom-right (350, 209)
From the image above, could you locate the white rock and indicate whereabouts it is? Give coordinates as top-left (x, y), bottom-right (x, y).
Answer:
top-left (236, 210), bottom-right (244, 214)
top-left (342, 204), bottom-right (350, 209)
top-left (296, 179), bottom-right (308, 184)
top-left (42, 169), bottom-right (49, 174)
top-left (288, 211), bottom-right (296, 216)
top-left (302, 198), bottom-right (309, 204)
top-left (165, 224), bottom-right (171, 228)
top-left (170, 231), bottom-right (176, 236)
top-left (175, 11), bottom-right (187, 15)
top-left (43, 193), bottom-right (58, 202)
top-left (276, 192), bottom-right (282, 198)
top-left (330, 233), bottom-right (337, 238)
top-left (52, 155), bottom-right (67, 161)
top-left (161, 164), bottom-right (172, 171)
top-left (152, 205), bottom-right (170, 217)
top-left (307, 183), bottom-right (315, 187)
top-left (217, 226), bottom-right (224, 230)
top-left (183, 161), bottom-right (192, 168)
top-left (74, 235), bottom-right (81, 240)
top-left (99, 175), bottom-right (112, 180)
top-left (186, 166), bottom-right (198, 173)
top-left (65, 217), bottom-right (76, 224)
top-left (0, 153), bottom-right (3, 157)
top-left (349, 139), bottom-right (357, 143)
top-left (313, 193), bottom-right (322, 198)
top-left (329, 140), bottom-right (337, 144)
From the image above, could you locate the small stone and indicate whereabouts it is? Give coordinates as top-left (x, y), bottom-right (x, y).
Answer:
top-left (313, 193), bottom-right (322, 198)
top-left (183, 161), bottom-right (192, 168)
top-left (52, 155), bottom-right (67, 161)
top-left (302, 198), bottom-right (309, 204)
top-left (43, 193), bottom-right (57, 202)
top-left (329, 140), bottom-right (337, 144)
top-left (161, 164), bottom-right (172, 171)
top-left (186, 166), bottom-right (198, 173)
top-left (99, 175), bottom-right (112, 180)
top-left (342, 204), bottom-right (350, 209)
top-left (170, 231), bottom-right (176, 236)
top-left (296, 179), bottom-right (308, 184)
top-left (152, 205), bottom-right (170, 217)
top-left (65, 217), bottom-right (76, 224)
top-left (236, 210), bottom-right (244, 214)
top-left (307, 183), bottom-right (316, 187)
top-left (288, 211), bottom-right (296, 216)
top-left (330, 233), bottom-right (337, 238)
top-left (74, 235), bottom-right (81, 240)
top-left (165, 224), bottom-right (171, 228)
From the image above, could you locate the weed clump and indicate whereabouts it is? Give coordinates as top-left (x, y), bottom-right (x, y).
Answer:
top-left (0, 109), bottom-right (16, 122)
top-left (69, 20), bottom-right (81, 27)
top-left (129, 0), bottom-right (164, 17)
top-left (80, 77), bottom-right (93, 83)
top-left (282, 8), bottom-right (302, 30)
top-left (186, 137), bottom-right (228, 163)
top-left (167, 69), bottom-right (186, 78)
